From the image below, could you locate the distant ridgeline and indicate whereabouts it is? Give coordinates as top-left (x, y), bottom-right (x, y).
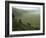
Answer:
top-left (12, 7), bottom-right (40, 17)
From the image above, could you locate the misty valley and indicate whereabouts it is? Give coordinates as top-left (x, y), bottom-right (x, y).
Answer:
top-left (12, 7), bottom-right (40, 31)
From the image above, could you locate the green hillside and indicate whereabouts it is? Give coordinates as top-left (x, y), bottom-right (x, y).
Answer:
top-left (12, 8), bottom-right (40, 31)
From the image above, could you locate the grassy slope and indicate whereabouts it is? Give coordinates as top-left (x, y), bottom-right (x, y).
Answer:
top-left (12, 8), bottom-right (40, 31)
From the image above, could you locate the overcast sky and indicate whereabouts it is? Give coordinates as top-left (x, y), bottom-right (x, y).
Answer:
top-left (12, 4), bottom-right (40, 11)
top-left (13, 7), bottom-right (40, 11)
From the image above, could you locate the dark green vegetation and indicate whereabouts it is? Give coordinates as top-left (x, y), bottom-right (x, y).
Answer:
top-left (12, 8), bottom-right (40, 31)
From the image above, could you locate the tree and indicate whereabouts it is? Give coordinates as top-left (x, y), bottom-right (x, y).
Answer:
top-left (19, 19), bottom-right (22, 23)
